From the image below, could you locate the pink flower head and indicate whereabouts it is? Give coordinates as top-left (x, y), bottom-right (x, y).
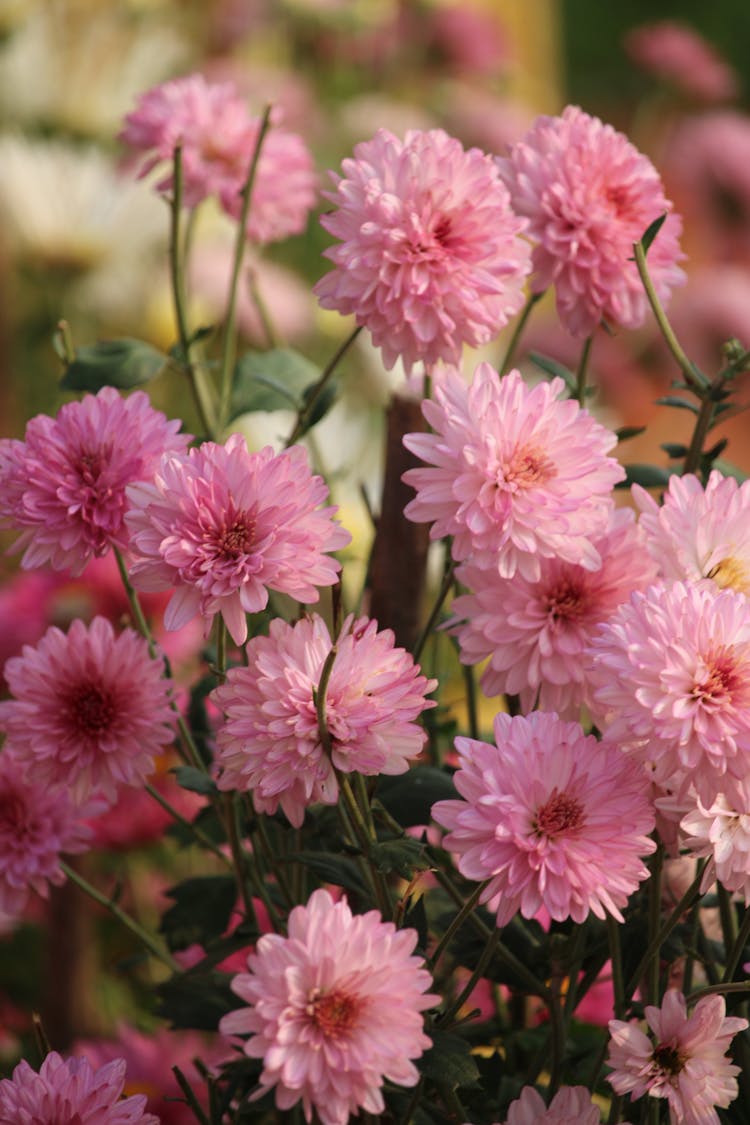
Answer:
top-left (586, 581), bottom-right (750, 807)
top-left (452, 506), bottom-right (657, 717)
top-left (624, 21), bottom-right (738, 103)
top-left (126, 434), bottom-right (350, 646)
top-left (432, 711), bottom-right (655, 927)
top-left (314, 127), bottom-right (531, 372)
top-left (220, 888), bottom-right (437, 1125)
top-left (497, 105), bottom-right (685, 337)
top-left (403, 365), bottom-right (623, 580)
top-left (503, 1084), bottom-right (601, 1124)
top-left (681, 790), bottom-right (750, 901)
top-left (212, 613), bottom-right (436, 826)
top-left (0, 616), bottom-right (176, 803)
top-left (607, 990), bottom-right (748, 1124)
top-left (0, 387), bottom-right (189, 576)
top-left (0, 1051), bottom-right (160, 1124)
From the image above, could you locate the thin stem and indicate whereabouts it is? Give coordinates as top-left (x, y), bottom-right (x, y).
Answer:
top-left (724, 906), bottom-right (750, 983)
top-left (648, 844), bottom-right (664, 1006)
top-left (398, 1076), bottom-right (425, 1125)
top-left (285, 325), bottom-right (362, 447)
top-left (338, 774), bottom-right (391, 917)
top-left (683, 379), bottom-right (726, 477)
top-left (499, 290), bottom-right (543, 375)
top-left (247, 267), bottom-right (280, 348)
top-left (144, 782), bottom-right (231, 865)
top-left (688, 981), bottom-right (750, 1003)
top-left (633, 239), bottom-right (704, 393)
top-left (172, 1067), bottom-right (211, 1125)
top-left (439, 926), bottom-right (500, 1027)
top-left (718, 882), bottom-right (738, 957)
top-left (575, 335), bottom-right (593, 405)
top-left (608, 913), bottom-right (625, 1020)
top-left (428, 880), bottom-right (487, 972)
top-left (313, 644), bottom-right (339, 756)
top-left (412, 558), bottom-right (456, 662)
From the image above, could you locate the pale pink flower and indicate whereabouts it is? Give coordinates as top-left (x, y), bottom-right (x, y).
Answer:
top-left (432, 711), bottom-right (655, 926)
top-left (0, 1051), bottom-right (159, 1124)
top-left (0, 388), bottom-right (189, 575)
top-left (502, 1084), bottom-right (601, 1124)
top-left (607, 990), bottom-right (747, 1124)
top-left (586, 581), bottom-right (750, 807)
top-left (498, 105), bottom-right (685, 337)
top-left (212, 613), bottom-right (436, 826)
top-left (403, 365), bottom-right (623, 580)
top-left (0, 616), bottom-right (176, 803)
top-left (220, 888), bottom-right (437, 1125)
top-left (625, 22), bottom-right (738, 103)
top-left (452, 507), bottom-right (657, 717)
top-left (126, 434), bottom-right (349, 646)
top-left (314, 127), bottom-right (530, 372)
top-left (681, 789), bottom-right (750, 900)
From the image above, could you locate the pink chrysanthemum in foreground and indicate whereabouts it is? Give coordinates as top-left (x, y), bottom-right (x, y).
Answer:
top-left (502, 1084), bottom-right (601, 1124)
top-left (0, 387), bottom-right (189, 576)
top-left (212, 613), bottom-right (436, 826)
top-left (624, 21), bottom-right (738, 103)
top-left (0, 1051), bottom-right (159, 1124)
top-left (681, 789), bottom-right (750, 901)
top-left (586, 581), bottom-right (750, 807)
top-left (607, 990), bottom-right (747, 1124)
top-left (126, 434), bottom-right (349, 646)
top-left (497, 105), bottom-right (684, 337)
top-left (0, 616), bottom-right (175, 803)
top-left (314, 127), bottom-right (530, 372)
top-left (432, 711), bottom-right (655, 926)
top-left (452, 507), bottom-right (657, 717)
top-left (403, 365), bottom-right (622, 580)
top-left (220, 888), bottom-right (437, 1125)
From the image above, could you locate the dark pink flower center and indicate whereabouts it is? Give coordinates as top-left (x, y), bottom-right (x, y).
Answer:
top-left (497, 445), bottom-right (555, 492)
top-left (306, 987), bottom-right (359, 1040)
top-left (692, 648), bottom-right (743, 706)
top-left (77, 449), bottom-right (103, 483)
top-left (534, 789), bottom-right (584, 837)
top-left (64, 682), bottom-right (116, 737)
top-left (215, 516), bottom-right (256, 559)
top-left (653, 1041), bottom-right (685, 1076)
top-left (545, 577), bottom-right (587, 622)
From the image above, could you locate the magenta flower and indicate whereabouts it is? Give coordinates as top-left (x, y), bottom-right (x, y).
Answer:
top-left (126, 434), bottom-right (350, 646)
top-left (607, 990), bottom-right (747, 1124)
top-left (503, 1084), bottom-right (601, 1124)
top-left (0, 1051), bottom-right (159, 1124)
top-left (432, 711), bottom-right (655, 926)
top-left (0, 387), bottom-right (189, 575)
top-left (0, 616), bottom-right (176, 803)
top-left (498, 105), bottom-right (685, 337)
top-left (212, 613), bottom-right (436, 826)
top-left (314, 127), bottom-right (530, 372)
top-left (220, 888), bottom-right (437, 1125)
top-left (403, 365), bottom-right (623, 580)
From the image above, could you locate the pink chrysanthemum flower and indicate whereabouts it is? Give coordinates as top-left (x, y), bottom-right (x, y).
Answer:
top-left (502, 1084), bottom-right (601, 1124)
top-left (634, 471), bottom-right (750, 596)
top-left (314, 127), bottom-right (531, 372)
top-left (403, 365), bottom-right (623, 580)
top-left (432, 711), bottom-right (655, 927)
top-left (0, 616), bottom-right (176, 803)
top-left (452, 507), bottom-right (657, 717)
top-left (212, 613), bottom-right (436, 826)
top-left (220, 888), bottom-right (437, 1125)
top-left (624, 21), bottom-right (738, 104)
top-left (586, 581), bottom-right (750, 807)
top-left (0, 387), bottom-right (189, 576)
top-left (126, 434), bottom-right (350, 646)
top-left (497, 105), bottom-right (685, 337)
top-left (0, 1051), bottom-right (159, 1124)
top-left (681, 789), bottom-right (750, 901)
top-left (607, 990), bottom-right (748, 1125)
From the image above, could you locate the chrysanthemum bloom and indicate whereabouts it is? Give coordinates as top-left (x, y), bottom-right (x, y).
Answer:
top-left (497, 105), bottom-right (685, 337)
top-left (634, 471), bottom-right (750, 595)
top-left (0, 616), bottom-right (176, 803)
top-left (624, 21), bottom-right (738, 103)
top-left (403, 365), bottom-right (623, 580)
top-left (681, 788), bottom-right (750, 901)
top-left (220, 888), bottom-right (437, 1125)
top-left (212, 613), bottom-right (436, 826)
top-left (452, 507), bottom-right (657, 717)
top-left (126, 434), bottom-right (349, 646)
top-left (502, 1084), bottom-right (601, 1124)
top-left (586, 581), bottom-right (750, 807)
top-left (607, 990), bottom-right (747, 1124)
top-left (314, 127), bottom-right (531, 372)
top-left (0, 387), bottom-right (189, 575)
top-left (0, 1051), bottom-right (159, 1124)
top-left (432, 711), bottom-right (655, 926)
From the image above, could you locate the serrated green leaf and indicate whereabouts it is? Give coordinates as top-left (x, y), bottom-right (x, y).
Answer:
top-left (230, 348), bottom-right (318, 417)
top-left (639, 214), bottom-right (667, 255)
top-left (60, 338), bottom-right (167, 391)
top-left (419, 1031), bottom-right (480, 1089)
top-left (375, 767), bottom-right (457, 828)
top-left (369, 837), bottom-right (430, 879)
top-left (173, 765), bottom-right (217, 796)
top-left (160, 874), bottom-right (237, 951)
top-left (654, 395), bottom-right (700, 413)
top-left (527, 351), bottom-right (576, 392)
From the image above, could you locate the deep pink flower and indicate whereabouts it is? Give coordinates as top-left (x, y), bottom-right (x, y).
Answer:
top-left (625, 21), bottom-right (738, 103)
top-left (0, 1051), bottom-right (159, 1124)
top-left (681, 790), bottom-right (750, 901)
top-left (586, 581), bottom-right (750, 807)
top-left (220, 888), bottom-right (437, 1125)
top-left (607, 990), bottom-right (747, 1124)
top-left (0, 616), bottom-right (176, 803)
top-left (503, 1084), bottom-right (601, 1124)
top-left (432, 711), bottom-right (655, 926)
top-left (212, 613), bottom-right (436, 826)
top-left (0, 388), bottom-right (189, 575)
top-left (314, 127), bottom-right (530, 372)
top-left (126, 434), bottom-right (349, 646)
top-left (403, 365), bottom-right (623, 580)
top-left (498, 105), bottom-right (685, 337)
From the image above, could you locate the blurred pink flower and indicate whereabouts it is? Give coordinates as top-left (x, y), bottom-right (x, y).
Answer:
top-left (0, 1051), bottom-right (159, 1124)
top-left (314, 128), bottom-right (530, 372)
top-left (625, 21), bottom-right (738, 103)
top-left (126, 434), bottom-right (349, 646)
top-left (607, 990), bottom-right (747, 1123)
top-left (498, 105), bottom-right (685, 336)
top-left (503, 1084), bottom-right (601, 1124)
top-left (220, 888), bottom-right (437, 1125)
top-left (0, 388), bottom-right (189, 575)
top-left (0, 616), bottom-right (175, 803)
top-left (403, 365), bottom-right (623, 580)
top-left (432, 711), bottom-right (655, 927)
top-left (86, 758), bottom-right (204, 851)
top-left (212, 613), bottom-right (436, 826)
top-left (426, 3), bottom-right (509, 77)
top-left (681, 790), bottom-right (750, 900)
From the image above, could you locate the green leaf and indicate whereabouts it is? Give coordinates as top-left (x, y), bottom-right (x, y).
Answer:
top-left (173, 765), bottom-right (217, 796)
top-left (157, 970), bottom-right (240, 1030)
top-left (375, 767), bottom-right (457, 828)
top-left (296, 379), bottom-right (338, 435)
top-left (419, 1031), bottom-right (480, 1089)
top-left (654, 395), bottom-right (700, 414)
top-left (160, 874), bottom-right (237, 951)
top-left (291, 851), bottom-right (368, 896)
top-left (230, 348), bottom-right (318, 417)
top-left (60, 338), bottom-right (167, 391)
top-left (619, 464), bottom-right (674, 489)
top-left (369, 837), bottom-right (430, 879)
top-left (660, 443), bottom-right (688, 459)
top-left (527, 351), bottom-right (576, 393)
top-left (615, 425), bottom-right (646, 443)
top-left (640, 214), bottom-right (667, 255)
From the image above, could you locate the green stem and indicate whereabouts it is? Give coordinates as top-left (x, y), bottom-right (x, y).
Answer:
top-left (144, 781), bottom-right (231, 864)
top-left (247, 266), bottom-right (280, 348)
top-left (633, 239), bottom-right (705, 393)
top-left (575, 335), bottom-right (593, 404)
top-left (687, 981), bottom-right (750, 1003)
top-left (607, 913), bottom-right (625, 1020)
top-left (724, 905), bottom-right (750, 983)
top-left (285, 325), bottom-right (362, 447)
top-left (412, 558), bottom-right (456, 663)
top-left (427, 881), bottom-right (487, 972)
top-left (439, 927), bottom-right (500, 1027)
top-left (172, 1067), bottom-right (211, 1125)
top-left (683, 380), bottom-right (726, 477)
top-left (499, 290), bottom-right (543, 375)
top-left (648, 844), bottom-right (664, 1006)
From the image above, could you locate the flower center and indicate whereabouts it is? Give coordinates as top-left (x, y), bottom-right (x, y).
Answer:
top-left (496, 445), bottom-right (555, 492)
top-left (216, 516), bottom-right (255, 559)
top-left (653, 1041), bottom-right (685, 1077)
top-left (65, 682), bottom-right (116, 736)
top-left (306, 987), bottom-right (359, 1040)
top-left (692, 648), bottom-right (742, 706)
top-left (534, 789), bottom-right (584, 837)
top-left (545, 577), bottom-right (586, 622)
top-left (707, 555), bottom-right (750, 595)
top-left (77, 449), bottom-right (103, 484)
